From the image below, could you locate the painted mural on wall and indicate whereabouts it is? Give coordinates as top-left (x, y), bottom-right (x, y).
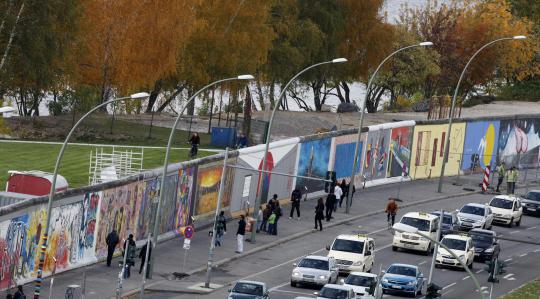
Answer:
top-left (137, 179), bottom-right (159, 240)
top-left (159, 174), bottom-right (179, 234)
top-left (296, 138), bottom-right (331, 192)
top-left (96, 185), bottom-right (130, 258)
top-left (330, 134), bottom-right (364, 185)
top-left (498, 118), bottom-right (540, 168)
top-left (363, 129), bottom-right (390, 181)
top-left (195, 159), bottom-right (235, 216)
top-left (176, 166), bottom-right (197, 229)
top-left (46, 202), bottom-right (83, 271)
top-left (388, 126), bottom-right (412, 178)
top-left (461, 121), bottom-right (500, 173)
top-left (79, 192), bottom-right (99, 260)
top-left (410, 123), bottom-right (466, 179)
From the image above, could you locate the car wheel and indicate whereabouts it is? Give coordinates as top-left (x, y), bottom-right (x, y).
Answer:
top-left (424, 243), bottom-right (431, 256)
top-left (290, 281), bottom-right (297, 287)
top-left (508, 218), bottom-right (514, 228)
top-left (516, 216), bottom-right (521, 226)
top-left (392, 246), bottom-right (398, 252)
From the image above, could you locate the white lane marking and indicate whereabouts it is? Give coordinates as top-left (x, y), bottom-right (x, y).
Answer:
top-left (534, 249), bottom-right (540, 253)
top-left (526, 226), bottom-right (536, 230)
top-left (509, 230), bottom-right (520, 234)
top-left (443, 282), bottom-right (457, 290)
top-left (271, 289), bottom-right (316, 296)
top-left (442, 289), bottom-right (455, 296)
top-left (462, 276), bottom-right (470, 280)
top-left (368, 226), bottom-right (391, 235)
top-left (418, 261), bottom-right (427, 266)
top-left (505, 258), bottom-right (512, 262)
top-left (504, 273), bottom-right (516, 281)
top-left (519, 253), bottom-right (528, 257)
top-left (269, 281), bottom-right (290, 292)
top-left (476, 269), bottom-right (483, 274)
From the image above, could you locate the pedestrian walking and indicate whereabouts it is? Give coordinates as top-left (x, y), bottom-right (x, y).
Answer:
top-left (138, 239), bottom-right (152, 278)
top-left (105, 229), bottom-right (119, 267)
top-left (507, 166), bottom-right (518, 194)
top-left (289, 188), bottom-right (301, 219)
top-left (260, 204), bottom-right (271, 233)
top-left (215, 211), bottom-right (227, 246)
top-left (272, 201), bottom-right (282, 235)
top-left (315, 198), bottom-right (325, 231)
top-left (341, 179), bottom-right (349, 201)
top-left (325, 192), bottom-right (336, 221)
top-left (496, 162), bottom-right (505, 192)
top-left (122, 234), bottom-right (136, 279)
top-left (335, 182), bottom-right (344, 209)
top-left (236, 215), bottom-right (246, 253)
top-left (267, 211), bottom-right (277, 235)
top-left (386, 198), bottom-right (398, 227)
top-left (13, 286), bottom-right (24, 299)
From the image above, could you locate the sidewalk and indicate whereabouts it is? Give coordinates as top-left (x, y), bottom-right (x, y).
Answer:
top-left (13, 173), bottom-right (538, 298)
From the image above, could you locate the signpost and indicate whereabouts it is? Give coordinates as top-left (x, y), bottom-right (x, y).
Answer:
top-left (180, 226), bottom-right (193, 274)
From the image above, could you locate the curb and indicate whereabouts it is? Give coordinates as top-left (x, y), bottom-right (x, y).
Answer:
top-left (119, 189), bottom-right (480, 298)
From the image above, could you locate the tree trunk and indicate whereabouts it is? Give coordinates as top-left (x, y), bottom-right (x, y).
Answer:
top-left (186, 87), bottom-right (195, 116)
top-left (146, 79), bottom-right (163, 113)
top-left (269, 81), bottom-right (275, 109)
top-left (157, 85), bottom-right (185, 112)
top-left (311, 80), bottom-right (324, 111)
top-left (243, 85), bottom-right (252, 138)
top-left (0, 2), bottom-right (24, 74)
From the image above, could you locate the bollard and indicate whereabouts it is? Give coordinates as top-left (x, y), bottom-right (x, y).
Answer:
top-left (482, 166), bottom-right (491, 193)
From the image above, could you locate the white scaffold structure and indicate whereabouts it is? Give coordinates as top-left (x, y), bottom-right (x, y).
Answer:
top-left (89, 147), bottom-right (144, 185)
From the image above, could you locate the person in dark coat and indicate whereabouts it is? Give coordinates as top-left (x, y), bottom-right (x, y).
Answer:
top-left (215, 211), bottom-right (227, 246)
top-left (106, 229), bottom-right (119, 267)
top-left (13, 286), bottom-right (24, 299)
top-left (139, 240), bottom-right (152, 277)
top-left (272, 200), bottom-right (282, 235)
top-left (315, 198), bottom-right (325, 231)
top-left (289, 188), bottom-right (302, 219)
top-left (325, 192), bottom-right (336, 221)
top-left (260, 204), bottom-right (272, 233)
top-left (236, 215), bottom-right (246, 253)
top-left (123, 234), bottom-right (136, 279)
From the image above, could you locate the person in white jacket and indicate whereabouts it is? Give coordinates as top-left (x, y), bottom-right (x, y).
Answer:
top-left (333, 184), bottom-right (343, 211)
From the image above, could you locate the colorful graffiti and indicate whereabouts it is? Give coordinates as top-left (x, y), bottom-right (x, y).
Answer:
top-left (159, 174), bottom-right (179, 234)
top-left (47, 202), bottom-right (83, 271)
top-left (79, 192), bottom-right (99, 259)
top-left (296, 138), bottom-right (331, 192)
top-left (363, 129), bottom-right (390, 181)
top-left (195, 160), bottom-right (235, 216)
top-left (499, 118), bottom-right (540, 168)
top-left (462, 121), bottom-right (500, 172)
top-left (176, 167), bottom-right (196, 229)
top-left (137, 179), bottom-right (160, 240)
top-left (332, 134), bottom-right (364, 182)
top-left (388, 126), bottom-right (412, 177)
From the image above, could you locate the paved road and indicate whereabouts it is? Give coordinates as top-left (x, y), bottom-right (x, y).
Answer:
top-left (160, 186), bottom-right (540, 299)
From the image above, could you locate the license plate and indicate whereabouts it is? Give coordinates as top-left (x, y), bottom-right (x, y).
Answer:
top-left (528, 208), bottom-right (536, 212)
top-left (404, 243), bottom-right (413, 249)
top-left (391, 285), bottom-right (402, 289)
top-left (443, 259), bottom-right (453, 263)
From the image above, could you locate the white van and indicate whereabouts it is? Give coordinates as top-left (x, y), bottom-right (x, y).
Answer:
top-left (392, 212), bottom-right (439, 255)
top-left (326, 234), bottom-right (375, 274)
top-left (488, 195), bottom-right (523, 227)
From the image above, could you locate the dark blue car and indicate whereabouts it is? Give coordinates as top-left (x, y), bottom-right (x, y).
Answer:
top-left (430, 211), bottom-right (458, 237)
top-left (381, 263), bottom-right (424, 297)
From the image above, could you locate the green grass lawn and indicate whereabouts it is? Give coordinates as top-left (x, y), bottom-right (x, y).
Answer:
top-left (0, 142), bottom-right (215, 188)
top-left (501, 278), bottom-right (540, 299)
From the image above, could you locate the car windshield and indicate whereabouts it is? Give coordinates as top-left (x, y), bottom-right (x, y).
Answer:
top-left (345, 275), bottom-right (375, 287)
top-left (490, 198), bottom-right (513, 209)
top-left (298, 258), bottom-right (329, 270)
top-left (386, 265), bottom-right (417, 277)
top-left (460, 205), bottom-right (485, 216)
top-left (232, 283), bottom-right (263, 296)
top-left (441, 238), bottom-right (466, 250)
top-left (319, 287), bottom-right (349, 299)
top-left (331, 239), bottom-right (364, 254)
top-left (525, 192), bottom-right (540, 201)
top-left (471, 233), bottom-right (493, 245)
top-left (400, 217), bottom-right (430, 232)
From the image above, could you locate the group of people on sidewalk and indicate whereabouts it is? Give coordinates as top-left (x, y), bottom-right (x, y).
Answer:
top-left (105, 230), bottom-right (153, 280)
top-left (315, 180), bottom-right (355, 231)
top-left (495, 162), bottom-right (519, 194)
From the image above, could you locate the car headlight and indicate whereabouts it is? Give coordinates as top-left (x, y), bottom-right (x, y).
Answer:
top-left (459, 255), bottom-right (465, 261)
top-left (485, 247), bottom-right (494, 253)
top-left (408, 280), bottom-right (417, 285)
top-left (319, 275), bottom-right (327, 280)
top-left (382, 278), bottom-right (388, 283)
top-left (292, 271), bottom-right (301, 276)
top-left (353, 261), bottom-right (363, 266)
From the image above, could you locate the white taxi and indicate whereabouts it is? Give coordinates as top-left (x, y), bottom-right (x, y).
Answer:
top-left (488, 195), bottom-right (523, 227)
top-left (326, 234), bottom-right (375, 274)
top-left (341, 272), bottom-right (382, 299)
top-left (435, 234), bottom-right (475, 269)
top-left (392, 212), bottom-right (439, 255)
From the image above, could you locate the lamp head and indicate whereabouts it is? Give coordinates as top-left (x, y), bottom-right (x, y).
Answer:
top-left (237, 74), bottom-right (255, 80)
top-left (392, 222), bottom-right (418, 234)
top-left (513, 35), bottom-right (526, 40)
top-left (130, 92), bottom-right (150, 99)
top-left (332, 58), bottom-right (348, 63)
top-left (419, 41), bottom-right (434, 47)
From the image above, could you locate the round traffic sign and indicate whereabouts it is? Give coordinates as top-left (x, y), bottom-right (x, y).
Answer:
top-left (184, 225), bottom-right (194, 239)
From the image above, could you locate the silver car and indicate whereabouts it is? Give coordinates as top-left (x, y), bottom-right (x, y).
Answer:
top-left (291, 255), bottom-right (339, 287)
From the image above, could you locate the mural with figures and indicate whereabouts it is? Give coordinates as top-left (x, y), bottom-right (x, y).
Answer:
top-left (363, 128), bottom-right (391, 181)
top-left (462, 121), bottom-right (500, 173)
top-left (0, 115), bottom-right (539, 290)
top-left (295, 138), bottom-right (331, 192)
top-left (498, 118), bottom-right (540, 168)
top-left (388, 126), bottom-right (412, 178)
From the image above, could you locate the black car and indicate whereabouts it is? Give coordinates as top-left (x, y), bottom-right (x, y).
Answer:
top-left (469, 229), bottom-right (500, 262)
top-left (430, 211), bottom-right (458, 238)
top-left (521, 190), bottom-right (540, 216)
